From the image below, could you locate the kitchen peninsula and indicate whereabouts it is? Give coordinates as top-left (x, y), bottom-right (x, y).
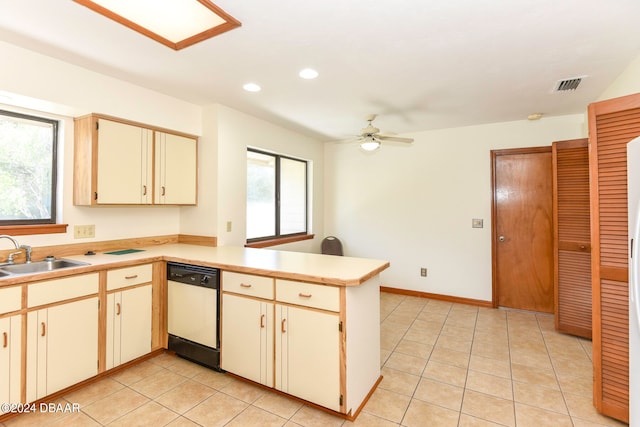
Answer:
top-left (0, 243), bottom-right (389, 421)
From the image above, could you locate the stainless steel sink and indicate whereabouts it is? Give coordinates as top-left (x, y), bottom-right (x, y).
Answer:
top-left (0, 259), bottom-right (90, 276)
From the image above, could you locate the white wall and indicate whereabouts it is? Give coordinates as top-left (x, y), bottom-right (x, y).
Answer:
top-left (324, 114), bottom-right (586, 302)
top-left (211, 105), bottom-right (324, 251)
top-left (0, 42), bottom-right (201, 249)
top-left (598, 53), bottom-right (640, 101)
top-left (179, 105), bottom-right (219, 238)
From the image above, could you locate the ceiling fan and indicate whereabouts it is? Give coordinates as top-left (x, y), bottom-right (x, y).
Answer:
top-left (356, 114), bottom-right (414, 151)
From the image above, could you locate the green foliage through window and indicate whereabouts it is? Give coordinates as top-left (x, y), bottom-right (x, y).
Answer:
top-left (0, 110), bottom-right (58, 224)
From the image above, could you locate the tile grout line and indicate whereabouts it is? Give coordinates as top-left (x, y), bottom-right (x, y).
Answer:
top-left (536, 313), bottom-right (574, 425)
top-left (457, 304), bottom-right (478, 427)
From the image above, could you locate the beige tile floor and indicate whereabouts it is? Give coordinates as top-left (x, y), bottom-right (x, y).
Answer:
top-left (1, 292), bottom-right (630, 426)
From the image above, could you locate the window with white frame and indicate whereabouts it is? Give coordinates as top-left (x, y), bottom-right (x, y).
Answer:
top-left (246, 148), bottom-right (308, 242)
top-left (0, 109), bottom-right (58, 225)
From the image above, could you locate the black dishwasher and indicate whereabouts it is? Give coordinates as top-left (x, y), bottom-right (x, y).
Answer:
top-left (166, 262), bottom-right (221, 371)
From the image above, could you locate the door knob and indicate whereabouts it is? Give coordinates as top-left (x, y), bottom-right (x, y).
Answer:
top-left (499, 236), bottom-right (506, 242)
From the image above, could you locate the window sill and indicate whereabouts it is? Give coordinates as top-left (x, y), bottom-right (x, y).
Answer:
top-left (245, 234), bottom-right (314, 248)
top-left (0, 224), bottom-right (68, 236)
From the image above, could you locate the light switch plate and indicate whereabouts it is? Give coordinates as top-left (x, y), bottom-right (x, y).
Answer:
top-left (472, 219), bottom-right (483, 228)
top-left (74, 224), bottom-right (95, 239)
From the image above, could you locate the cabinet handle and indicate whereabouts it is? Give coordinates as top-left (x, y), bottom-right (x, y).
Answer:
top-left (41, 322), bottom-right (46, 337)
top-left (298, 293), bottom-right (312, 298)
top-left (143, 185), bottom-right (147, 195)
top-left (125, 274), bottom-right (138, 280)
top-left (281, 318), bottom-right (287, 333)
top-left (116, 303), bottom-right (121, 316)
top-left (240, 283), bottom-right (252, 288)
top-left (260, 314), bottom-right (265, 328)
top-left (162, 186), bottom-right (166, 196)
top-left (2, 332), bottom-right (7, 348)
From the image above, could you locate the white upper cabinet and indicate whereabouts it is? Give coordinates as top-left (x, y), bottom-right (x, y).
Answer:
top-left (155, 131), bottom-right (197, 205)
top-left (97, 119), bottom-right (153, 204)
top-left (73, 114), bottom-right (198, 206)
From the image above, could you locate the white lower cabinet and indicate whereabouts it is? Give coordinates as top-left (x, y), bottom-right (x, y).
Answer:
top-left (221, 271), bottom-right (345, 412)
top-left (106, 285), bottom-right (152, 370)
top-left (27, 297), bottom-right (99, 402)
top-left (275, 304), bottom-right (341, 411)
top-left (221, 293), bottom-right (273, 386)
top-left (0, 315), bottom-right (21, 404)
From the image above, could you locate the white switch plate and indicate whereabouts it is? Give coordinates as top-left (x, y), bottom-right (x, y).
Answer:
top-left (226, 221), bottom-right (232, 232)
top-left (74, 224), bottom-right (95, 239)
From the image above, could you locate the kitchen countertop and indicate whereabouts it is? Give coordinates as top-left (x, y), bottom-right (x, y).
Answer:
top-left (0, 244), bottom-right (390, 287)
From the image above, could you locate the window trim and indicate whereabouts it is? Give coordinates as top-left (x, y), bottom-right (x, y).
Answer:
top-left (245, 233), bottom-right (314, 248)
top-left (0, 109), bottom-right (59, 226)
top-left (246, 148), bottom-right (309, 244)
top-left (0, 224), bottom-right (68, 236)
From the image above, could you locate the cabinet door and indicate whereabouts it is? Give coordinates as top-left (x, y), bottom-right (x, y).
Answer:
top-left (27, 298), bottom-right (98, 401)
top-left (0, 315), bottom-right (22, 404)
top-left (97, 119), bottom-right (153, 204)
top-left (155, 132), bottom-right (197, 205)
top-left (221, 293), bottom-right (273, 386)
top-left (275, 305), bottom-right (341, 411)
top-left (107, 286), bottom-right (152, 369)
top-left (106, 292), bottom-right (120, 370)
top-left (120, 285), bottom-right (152, 365)
top-left (26, 309), bottom-right (47, 402)
top-left (46, 298), bottom-right (98, 395)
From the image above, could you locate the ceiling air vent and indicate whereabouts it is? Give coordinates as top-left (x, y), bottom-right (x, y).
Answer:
top-left (553, 76), bottom-right (587, 92)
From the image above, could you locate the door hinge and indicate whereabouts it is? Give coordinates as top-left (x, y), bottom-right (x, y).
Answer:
top-left (339, 394), bottom-right (343, 406)
top-left (94, 192), bottom-right (98, 201)
top-left (338, 321), bottom-right (343, 332)
top-left (96, 121), bottom-right (99, 130)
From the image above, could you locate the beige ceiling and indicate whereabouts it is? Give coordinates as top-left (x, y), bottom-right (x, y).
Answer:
top-left (1, 0), bottom-right (640, 141)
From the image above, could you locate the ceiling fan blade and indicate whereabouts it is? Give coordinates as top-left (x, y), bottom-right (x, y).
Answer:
top-left (377, 135), bottom-right (414, 143)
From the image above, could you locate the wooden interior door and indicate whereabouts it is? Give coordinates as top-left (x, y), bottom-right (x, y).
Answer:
top-left (492, 147), bottom-right (554, 313)
top-left (552, 138), bottom-right (592, 338)
top-left (589, 93), bottom-right (640, 423)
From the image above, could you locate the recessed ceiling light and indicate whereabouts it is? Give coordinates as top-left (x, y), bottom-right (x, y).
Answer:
top-left (73, 0), bottom-right (241, 50)
top-left (243, 83), bottom-right (261, 92)
top-left (299, 68), bottom-right (319, 79)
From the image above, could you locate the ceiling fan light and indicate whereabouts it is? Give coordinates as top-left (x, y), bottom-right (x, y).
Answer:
top-left (360, 137), bottom-right (380, 151)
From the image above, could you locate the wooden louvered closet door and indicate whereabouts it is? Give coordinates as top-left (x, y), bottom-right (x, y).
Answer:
top-left (589, 92), bottom-right (640, 423)
top-left (553, 138), bottom-right (591, 339)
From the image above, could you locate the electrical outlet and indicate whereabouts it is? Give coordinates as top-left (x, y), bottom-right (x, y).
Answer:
top-left (74, 224), bottom-right (95, 239)
top-left (420, 268), bottom-right (427, 277)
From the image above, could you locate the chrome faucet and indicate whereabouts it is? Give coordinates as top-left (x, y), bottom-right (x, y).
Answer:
top-left (21, 245), bottom-right (32, 263)
top-left (1, 234), bottom-right (20, 264)
top-left (0, 235), bottom-right (31, 264)
top-left (0, 234), bottom-right (20, 249)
